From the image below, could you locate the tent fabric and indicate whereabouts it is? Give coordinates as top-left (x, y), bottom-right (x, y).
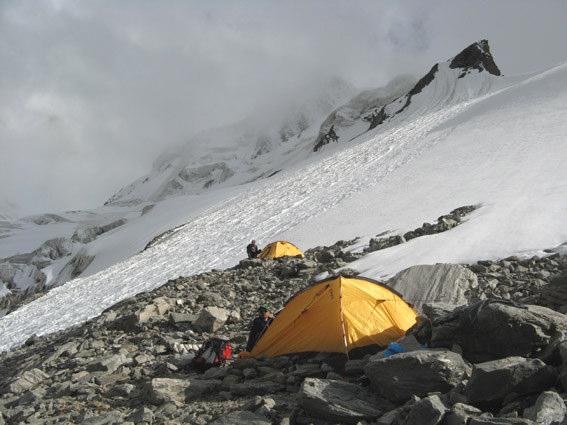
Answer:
top-left (243, 276), bottom-right (417, 358)
top-left (258, 241), bottom-right (304, 259)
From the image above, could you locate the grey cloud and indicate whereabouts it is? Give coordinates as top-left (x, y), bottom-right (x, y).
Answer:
top-left (0, 0), bottom-right (566, 215)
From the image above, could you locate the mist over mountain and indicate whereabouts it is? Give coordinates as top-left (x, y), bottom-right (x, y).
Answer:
top-left (2, 1), bottom-right (567, 216)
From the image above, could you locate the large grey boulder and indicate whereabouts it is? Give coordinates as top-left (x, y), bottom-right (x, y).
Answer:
top-left (193, 306), bottom-right (230, 332)
top-left (429, 301), bottom-right (567, 362)
top-left (523, 391), bottom-right (566, 425)
top-left (387, 264), bottom-right (477, 310)
top-left (300, 378), bottom-right (385, 424)
top-left (541, 269), bottom-right (567, 309)
top-left (209, 411), bottom-right (271, 425)
top-left (465, 357), bottom-right (556, 405)
top-left (364, 350), bottom-right (471, 402)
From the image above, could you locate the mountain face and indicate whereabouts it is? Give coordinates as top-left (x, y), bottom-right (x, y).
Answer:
top-left (314, 40), bottom-right (502, 152)
top-left (106, 41), bottom-right (503, 205)
top-left (104, 77), bottom-right (357, 206)
top-left (3, 39), bottom-right (561, 327)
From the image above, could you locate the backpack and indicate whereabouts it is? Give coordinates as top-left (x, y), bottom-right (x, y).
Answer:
top-left (191, 338), bottom-right (232, 371)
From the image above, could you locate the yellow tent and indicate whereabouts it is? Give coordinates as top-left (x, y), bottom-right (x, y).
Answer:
top-left (258, 241), bottom-right (304, 259)
top-left (243, 276), bottom-right (417, 358)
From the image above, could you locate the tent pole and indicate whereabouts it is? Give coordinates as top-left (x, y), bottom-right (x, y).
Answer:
top-left (338, 281), bottom-right (350, 361)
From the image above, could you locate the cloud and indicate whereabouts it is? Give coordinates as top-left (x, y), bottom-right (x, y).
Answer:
top-left (1, 0), bottom-right (566, 216)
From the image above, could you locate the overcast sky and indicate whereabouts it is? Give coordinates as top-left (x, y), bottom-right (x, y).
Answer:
top-left (1, 0), bottom-right (566, 216)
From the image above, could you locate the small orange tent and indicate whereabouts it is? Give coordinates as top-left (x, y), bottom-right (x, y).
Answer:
top-left (241, 276), bottom-right (417, 358)
top-left (258, 241), bottom-right (304, 259)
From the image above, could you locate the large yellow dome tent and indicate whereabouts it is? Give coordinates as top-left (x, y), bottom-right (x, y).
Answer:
top-left (258, 241), bottom-right (304, 259)
top-left (241, 276), bottom-right (417, 358)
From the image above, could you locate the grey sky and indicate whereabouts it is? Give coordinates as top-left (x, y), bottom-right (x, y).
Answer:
top-left (1, 0), bottom-right (566, 216)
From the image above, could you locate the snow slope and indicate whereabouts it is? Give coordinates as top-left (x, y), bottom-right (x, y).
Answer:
top-left (1, 58), bottom-right (566, 351)
top-left (0, 77), bottom-right (356, 303)
top-left (0, 41), bottom-right (501, 301)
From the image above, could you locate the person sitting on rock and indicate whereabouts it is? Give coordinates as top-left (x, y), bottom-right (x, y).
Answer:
top-left (246, 306), bottom-right (273, 352)
top-left (246, 240), bottom-right (261, 259)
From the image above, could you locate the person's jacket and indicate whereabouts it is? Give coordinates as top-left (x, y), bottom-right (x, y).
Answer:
top-left (246, 316), bottom-right (273, 351)
top-left (247, 243), bottom-right (260, 259)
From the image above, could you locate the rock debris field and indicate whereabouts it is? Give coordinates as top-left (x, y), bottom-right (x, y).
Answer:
top-left (1, 207), bottom-right (567, 425)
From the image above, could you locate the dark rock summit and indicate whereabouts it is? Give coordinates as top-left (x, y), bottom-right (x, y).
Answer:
top-left (450, 39), bottom-right (502, 77)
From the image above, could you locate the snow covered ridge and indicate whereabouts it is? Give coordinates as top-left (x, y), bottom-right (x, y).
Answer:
top-left (314, 39), bottom-right (501, 151)
top-left (1, 40), bottom-right (567, 351)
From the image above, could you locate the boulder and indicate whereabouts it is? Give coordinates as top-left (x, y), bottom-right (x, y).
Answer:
top-left (126, 407), bottom-right (154, 423)
top-left (422, 302), bottom-right (463, 321)
top-left (7, 368), bottom-right (49, 394)
top-left (81, 411), bottom-right (124, 425)
top-left (300, 378), bottom-right (384, 424)
top-left (430, 301), bottom-right (567, 362)
top-left (88, 354), bottom-right (131, 374)
top-left (387, 264), bottom-right (477, 310)
top-left (209, 411), bottom-right (271, 425)
top-left (364, 350), bottom-right (471, 402)
top-left (137, 297), bottom-right (172, 322)
top-left (402, 395), bottom-right (448, 425)
top-left (523, 391), bottom-right (566, 425)
top-left (193, 306), bottom-right (230, 332)
top-left (541, 269), bottom-right (567, 309)
top-left (465, 357), bottom-right (556, 405)
top-left (146, 378), bottom-right (190, 404)
top-left (444, 403), bottom-right (482, 425)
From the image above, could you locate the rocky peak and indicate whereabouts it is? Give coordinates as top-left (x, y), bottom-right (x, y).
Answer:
top-left (449, 39), bottom-right (501, 77)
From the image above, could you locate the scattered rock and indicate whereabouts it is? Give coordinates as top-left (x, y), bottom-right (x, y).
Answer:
top-left (145, 378), bottom-right (190, 405)
top-left (465, 357), bottom-right (556, 405)
top-left (430, 301), bottom-right (567, 362)
top-left (88, 354), bottom-right (131, 374)
top-left (364, 350), bottom-right (471, 402)
top-left (7, 368), bottom-right (49, 394)
top-left (444, 402), bottom-right (482, 425)
top-left (402, 395), bottom-right (448, 425)
top-left (523, 391), bottom-right (565, 425)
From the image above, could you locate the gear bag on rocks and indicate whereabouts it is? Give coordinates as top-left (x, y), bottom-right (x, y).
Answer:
top-left (191, 337), bottom-right (232, 371)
